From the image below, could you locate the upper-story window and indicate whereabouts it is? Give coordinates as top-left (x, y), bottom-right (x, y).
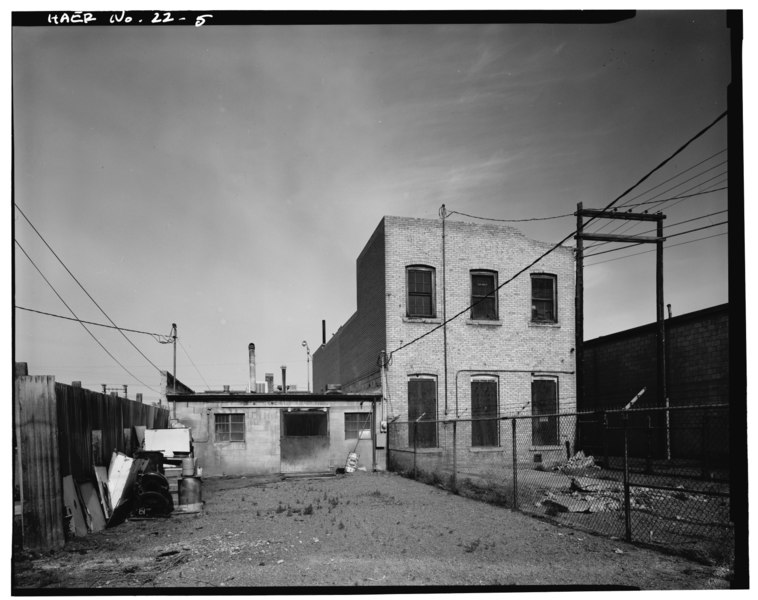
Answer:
top-left (406, 265), bottom-right (436, 318)
top-left (471, 270), bottom-right (498, 320)
top-left (531, 274), bottom-right (557, 323)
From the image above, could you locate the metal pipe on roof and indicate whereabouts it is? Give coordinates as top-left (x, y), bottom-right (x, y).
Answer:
top-left (248, 343), bottom-right (256, 393)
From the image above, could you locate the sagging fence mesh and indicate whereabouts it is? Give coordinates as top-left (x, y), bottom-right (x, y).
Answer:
top-left (387, 404), bottom-right (732, 565)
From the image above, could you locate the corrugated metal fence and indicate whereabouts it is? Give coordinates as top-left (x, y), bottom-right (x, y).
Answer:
top-left (14, 377), bottom-right (169, 551)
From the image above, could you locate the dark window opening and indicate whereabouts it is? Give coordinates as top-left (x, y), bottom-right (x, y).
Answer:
top-left (471, 271), bottom-right (498, 320)
top-left (532, 379), bottom-right (559, 446)
top-left (408, 377), bottom-right (437, 448)
top-left (471, 379), bottom-right (498, 447)
top-left (282, 410), bottom-right (328, 437)
top-left (345, 412), bottom-right (371, 439)
top-left (215, 413), bottom-right (245, 442)
top-left (407, 267), bottom-right (435, 318)
top-left (531, 274), bottom-right (557, 323)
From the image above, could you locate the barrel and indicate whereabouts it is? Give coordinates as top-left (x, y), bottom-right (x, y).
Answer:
top-left (181, 457), bottom-right (196, 477)
top-left (178, 476), bottom-right (203, 512)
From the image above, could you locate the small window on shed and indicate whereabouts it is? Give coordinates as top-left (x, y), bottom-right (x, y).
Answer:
top-left (345, 413), bottom-right (371, 439)
top-left (215, 413), bottom-right (245, 442)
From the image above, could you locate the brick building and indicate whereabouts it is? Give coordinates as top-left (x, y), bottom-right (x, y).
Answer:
top-left (313, 216), bottom-right (576, 466)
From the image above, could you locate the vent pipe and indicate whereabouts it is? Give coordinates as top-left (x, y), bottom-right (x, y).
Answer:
top-left (265, 373), bottom-right (274, 393)
top-left (248, 343), bottom-right (256, 392)
top-left (281, 365), bottom-right (287, 393)
top-left (322, 320), bottom-right (326, 345)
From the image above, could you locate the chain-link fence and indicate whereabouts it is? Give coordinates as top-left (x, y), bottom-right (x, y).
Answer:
top-left (387, 404), bottom-right (732, 565)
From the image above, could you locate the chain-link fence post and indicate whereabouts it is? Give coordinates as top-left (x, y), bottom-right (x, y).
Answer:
top-left (623, 412), bottom-right (632, 542)
top-left (645, 414), bottom-right (654, 475)
top-left (511, 418), bottom-right (519, 510)
top-left (701, 410), bottom-right (710, 480)
top-left (413, 420), bottom-right (418, 481)
top-left (601, 410), bottom-right (609, 468)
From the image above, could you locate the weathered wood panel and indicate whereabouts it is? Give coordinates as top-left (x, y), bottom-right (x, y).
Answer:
top-left (15, 376), bottom-right (65, 550)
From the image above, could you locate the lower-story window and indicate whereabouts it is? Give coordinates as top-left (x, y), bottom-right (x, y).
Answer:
top-left (471, 377), bottom-right (499, 447)
top-left (215, 413), bottom-right (245, 442)
top-left (408, 375), bottom-right (437, 448)
top-left (532, 378), bottom-right (558, 446)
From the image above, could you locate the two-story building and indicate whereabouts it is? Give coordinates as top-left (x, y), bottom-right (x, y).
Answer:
top-left (313, 215), bottom-right (576, 467)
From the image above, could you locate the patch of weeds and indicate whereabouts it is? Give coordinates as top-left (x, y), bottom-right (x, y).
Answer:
top-left (338, 521), bottom-right (345, 530)
top-left (463, 539), bottom-right (481, 553)
top-left (286, 506), bottom-right (293, 517)
top-left (256, 510), bottom-right (261, 517)
top-left (275, 503), bottom-right (286, 514)
top-left (303, 504), bottom-right (314, 516)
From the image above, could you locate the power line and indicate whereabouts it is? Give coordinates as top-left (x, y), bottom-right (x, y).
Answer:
top-left (387, 110), bottom-right (728, 358)
top-left (179, 340), bottom-right (212, 391)
top-left (621, 186), bottom-right (727, 209)
top-left (15, 240), bottom-right (160, 393)
top-left (583, 212), bottom-right (728, 258)
top-left (14, 203), bottom-right (164, 374)
top-left (584, 175), bottom-right (728, 249)
top-left (16, 306), bottom-right (172, 341)
top-left (585, 231), bottom-right (727, 267)
top-left (446, 209), bottom-right (574, 222)
top-left (586, 165), bottom-right (728, 238)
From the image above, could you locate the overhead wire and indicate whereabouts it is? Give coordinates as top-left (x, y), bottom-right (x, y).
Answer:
top-left (14, 202), bottom-right (165, 374)
top-left (15, 306), bottom-right (173, 342)
top-left (583, 210), bottom-right (728, 257)
top-left (585, 231), bottom-right (727, 268)
top-left (179, 340), bottom-right (212, 391)
top-left (387, 109), bottom-right (727, 359)
top-left (586, 144), bottom-right (727, 236)
top-left (583, 219), bottom-right (728, 259)
top-left (15, 240), bottom-right (160, 393)
top-left (446, 209), bottom-right (574, 222)
top-left (584, 175), bottom-right (728, 250)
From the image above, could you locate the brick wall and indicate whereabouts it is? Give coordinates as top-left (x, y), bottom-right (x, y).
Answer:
top-left (313, 220), bottom-right (386, 393)
top-left (383, 216), bottom-right (576, 429)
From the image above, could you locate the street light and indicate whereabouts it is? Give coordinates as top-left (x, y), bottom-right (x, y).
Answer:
top-left (302, 340), bottom-right (311, 393)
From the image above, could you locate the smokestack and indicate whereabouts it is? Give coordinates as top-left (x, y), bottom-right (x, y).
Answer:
top-left (248, 343), bottom-right (256, 392)
top-left (281, 365), bottom-right (287, 393)
top-left (322, 320), bottom-right (326, 345)
top-left (265, 373), bottom-right (274, 393)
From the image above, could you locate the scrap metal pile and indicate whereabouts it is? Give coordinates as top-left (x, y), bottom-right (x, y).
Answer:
top-left (61, 427), bottom-right (202, 539)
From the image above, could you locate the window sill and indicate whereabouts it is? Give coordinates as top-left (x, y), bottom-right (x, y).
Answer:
top-left (529, 322), bottom-right (560, 329)
top-left (466, 319), bottom-right (502, 327)
top-left (413, 447), bottom-right (444, 454)
top-left (403, 316), bottom-right (442, 324)
top-left (530, 445), bottom-right (563, 451)
top-left (469, 446), bottom-right (503, 452)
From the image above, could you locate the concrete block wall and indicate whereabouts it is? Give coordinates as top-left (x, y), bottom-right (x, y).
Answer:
top-left (174, 398), bottom-right (378, 476)
top-left (582, 304), bottom-right (729, 411)
top-left (383, 217), bottom-right (576, 436)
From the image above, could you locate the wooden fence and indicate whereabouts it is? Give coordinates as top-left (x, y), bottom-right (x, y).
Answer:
top-left (14, 377), bottom-right (169, 551)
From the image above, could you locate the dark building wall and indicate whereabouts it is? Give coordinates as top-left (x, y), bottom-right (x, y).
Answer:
top-left (582, 304), bottom-right (729, 411)
top-left (313, 220), bottom-right (386, 393)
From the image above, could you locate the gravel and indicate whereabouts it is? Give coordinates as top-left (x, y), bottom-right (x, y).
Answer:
top-left (12, 470), bottom-right (731, 590)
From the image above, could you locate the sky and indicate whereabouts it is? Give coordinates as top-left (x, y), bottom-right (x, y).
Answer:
top-left (10, 9), bottom-right (736, 403)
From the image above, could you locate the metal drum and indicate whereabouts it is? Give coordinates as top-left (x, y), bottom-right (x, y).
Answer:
top-left (178, 476), bottom-right (203, 512)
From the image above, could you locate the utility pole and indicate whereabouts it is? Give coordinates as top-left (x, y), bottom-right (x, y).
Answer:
top-left (574, 206), bottom-right (667, 415)
top-left (172, 323), bottom-right (177, 418)
top-left (302, 340), bottom-right (311, 392)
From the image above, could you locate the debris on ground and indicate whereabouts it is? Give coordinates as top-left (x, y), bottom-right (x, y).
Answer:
top-left (555, 451), bottom-right (601, 474)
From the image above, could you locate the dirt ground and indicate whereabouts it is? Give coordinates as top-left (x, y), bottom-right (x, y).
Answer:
top-left (12, 471), bottom-right (733, 591)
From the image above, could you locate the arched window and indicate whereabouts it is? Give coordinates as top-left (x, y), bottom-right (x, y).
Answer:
top-left (406, 265), bottom-right (436, 318)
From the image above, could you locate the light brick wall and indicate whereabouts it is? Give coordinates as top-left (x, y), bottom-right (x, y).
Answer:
top-left (383, 216), bottom-right (576, 429)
